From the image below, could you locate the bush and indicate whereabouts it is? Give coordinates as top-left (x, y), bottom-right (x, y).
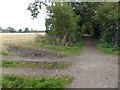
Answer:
top-left (96, 40), bottom-right (118, 54)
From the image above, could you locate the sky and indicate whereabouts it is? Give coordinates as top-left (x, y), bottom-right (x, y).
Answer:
top-left (0, 0), bottom-right (46, 31)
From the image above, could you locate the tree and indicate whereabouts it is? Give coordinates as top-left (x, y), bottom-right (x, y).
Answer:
top-left (23, 28), bottom-right (30, 33)
top-left (28, 2), bottom-right (79, 45)
top-left (7, 27), bottom-right (16, 33)
top-left (0, 27), bottom-right (2, 33)
top-left (71, 2), bottom-right (100, 36)
top-left (93, 2), bottom-right (119, 47)
top-left (47, 3), bottom-right (79, 45)
top-left (18, 29), bottom-right (22, 33)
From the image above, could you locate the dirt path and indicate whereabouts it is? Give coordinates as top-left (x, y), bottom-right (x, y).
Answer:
top-left (1, 36), bottom-right (118, 88)
top-left (66, 37), bottom-right (118, 88)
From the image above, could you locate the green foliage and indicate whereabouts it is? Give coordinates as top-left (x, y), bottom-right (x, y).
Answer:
top-left (23, 27), bottom-right (30, 33)
top-left (0, 50), bottom-right (9, 56)
top-left (45, 2), bottom-right (79, 45)
top-left (81, 24), bottom-right (86, 34)
top-left (18, 29), bottom-right (22, 33)
top-left (1, 29), bottom-right (10, 33)
top-left (118, 61), bottom-right (120, 65)
top-left (7, 27), bottom-right (16, 33)
top-left (2, 60), bottom-right (72, 69)
top-left (96, 40), bottom-right (118, 54)
top-left (2, 74), bottom-right (73, 88)
top-left (71, 2), bottom-right (99, 35)
top-left (94, 2), bottom-right (119, 47)
top-left (28, 2), bottom-right (119, 53)
top-left (0, 50), bottom-right (12, 56)
top-left (33, 39), bottom-right (83, 56)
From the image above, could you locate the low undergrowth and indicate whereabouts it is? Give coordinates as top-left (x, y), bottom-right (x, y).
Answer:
top-left (0, 48), bottom-right (15, 56)
top-left (36, 41), bottom-right (83, 56)
top-left (2, 74), bottom-right (73, 88)
top-left (17, 41), bottom-right (83, 57)
top-left (0, 50), bottom-right (11, 56)
top-left (2, 60), bottom-right (73, 69)
top-left (96, 40), bottom-right (118, 55)
top-left (117, 60), bottom-right (120, 65)
top-left (4, 34), bottom-right (83, 57)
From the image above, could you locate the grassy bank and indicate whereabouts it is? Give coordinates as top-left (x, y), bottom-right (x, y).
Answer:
top-left (2, 74), bottom-right (73, 88)
top-left (96, 41), bottom-right (118, 55)
top-left (0, 49), bottom-right (12, 56)
top-left (2, 41), bottom-right (83, 57)
top-left (2, 60), bottom-right (73, 69)
top-left (16, 41), bottom-right (83, 56)
top-left (37, 41), bottom-right (83, 56)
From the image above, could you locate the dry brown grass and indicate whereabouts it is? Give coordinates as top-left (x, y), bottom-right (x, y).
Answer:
top-left (1, 33), bottom-right (45, 45)
top-left (0, 33), bottom-right (45, 51)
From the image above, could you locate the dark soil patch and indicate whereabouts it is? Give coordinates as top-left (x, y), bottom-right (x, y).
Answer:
top-left (7, 45), bottom-right (59, 58)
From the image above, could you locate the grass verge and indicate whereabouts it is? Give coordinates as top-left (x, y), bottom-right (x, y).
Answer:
top-left (0, 50), bottom-right (10, 56)
top-left (116, 60), bottom-right (120, 65)
top-left (0, 48), bottom-right (15, 56)
top-left (37, 41), bottom-right (83, 56)
top-left (118, 61), bottom-right (120, 65)
top-left (96, 41), bottom-right (118, 55)
top-left (16, 40), bottom-right (83, 56)
top-left (2, 74), bottom-right (73, 88)
top-left (2, 60), bottom-right (73, 69)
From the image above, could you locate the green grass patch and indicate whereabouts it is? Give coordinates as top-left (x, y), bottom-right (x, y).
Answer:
top-left (7, 37), bottom-right (83, 56)
top-left (118, 61), bottom-right (120, 65)
top-left (2, 60), bottom-right (73, 69)
top-left (0, 74), bottom-right (1, 88)
top-left (116, 60), bottom-right (120, 65)
top-left (96, 41), bottom-right (118, 55)
top-left (2, 74), bottom-right (73, 88)
top-left (0, 50), bottom-right (10, 56)
top-left (0, 49), bottom-right (15, 56)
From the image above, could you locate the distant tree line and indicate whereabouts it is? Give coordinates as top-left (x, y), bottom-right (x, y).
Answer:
top-left (0, 27), bottom-right (45, 33)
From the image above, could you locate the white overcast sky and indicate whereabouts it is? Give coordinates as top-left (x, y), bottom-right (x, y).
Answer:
top-left (0, 0), bottom-right (46, 31)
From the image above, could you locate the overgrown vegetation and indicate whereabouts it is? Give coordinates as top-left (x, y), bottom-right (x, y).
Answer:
top-left (96, 40), bottom-right (118, 54)
top-left (118, 60), bottom-right (120, 65)
top-left (2, 74), bottom-right (73, 88)
top-left (94, 3), bottom-right (119, 54)
top-left (2, 60), bottom-right (73, 69)
top-left (34, 36), bottom-right (83, 56)
top-left (39, 42), bottom-right (83, 56)
top-left (13, 37), bottom-right (83, 56)
top-left (28, 2), bottom-right (119, 54)
top-left (0, 49), bottom-right (13, 56)
top-left (28, 2), bottom-right (81, 46)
